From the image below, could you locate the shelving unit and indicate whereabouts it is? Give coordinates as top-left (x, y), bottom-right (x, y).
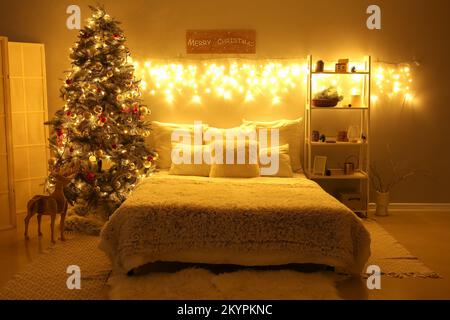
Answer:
top-left (304, 55), bottom-right (371, 214)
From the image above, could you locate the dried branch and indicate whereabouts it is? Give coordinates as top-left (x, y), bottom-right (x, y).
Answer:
top-left (370, 164), bottom-right (384, 192)
top-left (370, 144), bottom-right (430, 193)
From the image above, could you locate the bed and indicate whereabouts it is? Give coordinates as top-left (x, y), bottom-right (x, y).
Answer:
top-left (99, 171), bottom-right (371, 275)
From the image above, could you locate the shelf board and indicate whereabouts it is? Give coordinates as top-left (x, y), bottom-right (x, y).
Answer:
top-left (310, 106), bottom-right (369, 110)
top-left (306, 170), bottom-right (368, 180)
top-left (311, 71), bottom-right (369, 75)
top-left (309, 141), bottom-right (366, 147)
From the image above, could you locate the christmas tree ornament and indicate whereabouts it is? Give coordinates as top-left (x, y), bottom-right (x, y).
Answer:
top-left (93, 105), bottom-right (103, 114)
top-left (121, 104), bottom-right (130, 113)
top-left (86, 172), bottom-right (96, 183)
top-left (140, 106), bottom-right (148, 115)
top-left (144, 161), bottom-right (152, 169)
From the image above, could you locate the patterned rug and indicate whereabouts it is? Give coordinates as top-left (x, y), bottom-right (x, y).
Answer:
top-left (363, 219), bottom-right (441, 279)
top-left (0, 220), bottom-right (441, 300)
top-left (0, 233), bottom-right (110, 300)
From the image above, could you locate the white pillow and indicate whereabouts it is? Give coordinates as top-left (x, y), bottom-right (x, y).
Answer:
top-left (169, 143), bottom-right (211, 177)
top-left (209, 139), bottom-right (260, 178)
top-left (242, 118), bottom-right (303, 172)
top-left (259, 144), bottom-right (293, 177)
top-left (148, 121), bottom-right (208, 169)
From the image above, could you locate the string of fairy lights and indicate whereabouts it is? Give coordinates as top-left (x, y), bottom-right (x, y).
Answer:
top-left (130, 58), bottom-right (415, 106)
top-left (131, 59), bottom-right (306, 105)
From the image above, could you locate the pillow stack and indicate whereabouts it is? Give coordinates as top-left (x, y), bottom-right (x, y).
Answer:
top-left (242, 118), bottom-right (303, 172)
top-left (147, 118), bottom-right (302, 178)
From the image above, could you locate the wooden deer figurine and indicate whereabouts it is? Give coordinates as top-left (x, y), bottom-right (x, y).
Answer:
top-left (25, 174), bottom-right (72, 243)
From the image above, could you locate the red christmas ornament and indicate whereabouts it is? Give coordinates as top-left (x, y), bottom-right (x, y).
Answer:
top-left (133, 105), bottom-right (139, 114)
top-left (113, 34), bottom-right (122, 40)
top-left (86, 172), bottom-right (96, 182)
top-left (100, 116), bottom-right (107, 123)
top-left (147, 155), bottom-right (154, 162)
top-left (66, 111), bottom-right (72, 117)
top-left (65, 79), bottom-right (73, 85)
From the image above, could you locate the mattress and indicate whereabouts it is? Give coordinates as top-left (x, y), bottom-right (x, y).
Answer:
top-left (99, 171), bottom-right (371, 274)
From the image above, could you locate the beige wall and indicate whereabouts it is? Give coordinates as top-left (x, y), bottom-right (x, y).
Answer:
top-left (0, 0), bottom-right (449, 202)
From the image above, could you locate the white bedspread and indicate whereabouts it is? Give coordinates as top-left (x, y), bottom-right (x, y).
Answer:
top-left (99, 172), bottom-right (371, 274)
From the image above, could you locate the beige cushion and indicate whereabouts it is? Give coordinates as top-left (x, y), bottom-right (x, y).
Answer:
top-left (148, 121), bottom-right (208, 169)
top-left (209, 139), bottom-right (260, 178)
top-left (169, 144), bottom-right (211, 177)
top-left (259, 144), bottom-right (293, 177)
top-left (242, 118), bottom-right (303, 172)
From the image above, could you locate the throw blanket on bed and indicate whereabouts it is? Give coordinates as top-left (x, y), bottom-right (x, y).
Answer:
top-left (100, 173), bottom-right (371, 274)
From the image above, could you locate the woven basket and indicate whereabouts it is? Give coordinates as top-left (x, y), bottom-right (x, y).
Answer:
top-left (312, 98), bottom-right (339, 108)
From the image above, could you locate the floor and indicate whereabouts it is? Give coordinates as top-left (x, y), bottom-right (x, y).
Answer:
top-left (0, 211), bottom-right (449, 300)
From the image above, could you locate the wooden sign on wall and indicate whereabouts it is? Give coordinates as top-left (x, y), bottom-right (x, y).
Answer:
top-left (186, 30), bottom-right (256, 54)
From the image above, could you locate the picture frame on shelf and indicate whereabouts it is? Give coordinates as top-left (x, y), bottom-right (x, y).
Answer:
top-left (313, 156), bottom-right (327, 176)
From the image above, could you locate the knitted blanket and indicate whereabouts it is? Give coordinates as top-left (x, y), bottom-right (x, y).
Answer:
top-left (100, 173), bottom-right (371, 274)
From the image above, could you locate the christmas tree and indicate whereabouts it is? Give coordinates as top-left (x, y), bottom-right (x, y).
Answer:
top-left (46, 6), bottom-right (156, 217)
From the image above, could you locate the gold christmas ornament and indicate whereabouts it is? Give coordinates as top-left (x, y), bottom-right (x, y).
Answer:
top-left (94, 105), bottom-right (103, 114)
top-left (144, 161), bottom-right (152, 169)
top-left (89, 155), bottom-right (97, 162)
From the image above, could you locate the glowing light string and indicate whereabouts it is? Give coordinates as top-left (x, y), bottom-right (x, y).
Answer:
top-left (130, 58), bottom-right (416, 105)
top-left (131, 59), bottom-right (307, 105)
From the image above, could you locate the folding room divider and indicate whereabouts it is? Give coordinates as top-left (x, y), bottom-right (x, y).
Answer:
top-left (0, 38), bottom-right (49, 229)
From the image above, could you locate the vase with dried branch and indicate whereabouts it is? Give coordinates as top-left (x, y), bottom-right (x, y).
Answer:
top-left (370, 145), bottom-right (429, 216)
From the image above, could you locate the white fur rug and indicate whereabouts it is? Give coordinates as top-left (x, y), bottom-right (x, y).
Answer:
top-left (108, 268), bottom-right (342, 300)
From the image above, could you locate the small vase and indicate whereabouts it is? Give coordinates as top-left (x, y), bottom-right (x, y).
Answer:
top-left (375, 191), bottom-right (390, 216)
